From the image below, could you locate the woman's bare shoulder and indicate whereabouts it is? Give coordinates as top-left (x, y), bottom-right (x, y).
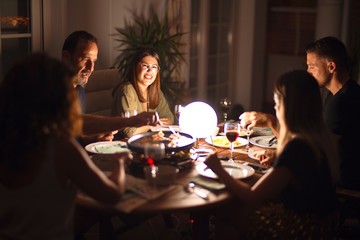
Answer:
top-left (53, 137), bottom-right (84, 159)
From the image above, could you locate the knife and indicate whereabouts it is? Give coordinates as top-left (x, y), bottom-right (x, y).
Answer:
top-left (187, 183), bottom-right (209, 200)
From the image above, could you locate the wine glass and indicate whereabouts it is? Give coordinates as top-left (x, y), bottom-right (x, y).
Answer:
top-left (144, 142), bottom-right (165, 164)
top-left (219, 98), bottom-right (232, 122)
top-left (124, 108), bottom-right (138, 118)
top-left (224, 122), bottom-right (240, 162)
top-left (144, 143), bottom-right (165, 187)
top-left (174, 104), bottom-right (183, 124)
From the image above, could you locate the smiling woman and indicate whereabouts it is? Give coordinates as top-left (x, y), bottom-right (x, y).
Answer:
top-left (111, 48), bottom-right (175, 138)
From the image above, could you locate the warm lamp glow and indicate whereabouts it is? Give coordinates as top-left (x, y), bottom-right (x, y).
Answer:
top-left (179, 101), bottom-right (218, 138)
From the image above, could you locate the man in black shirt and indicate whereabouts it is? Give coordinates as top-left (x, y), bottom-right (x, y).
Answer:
top-left (306, 36), bottom-right (360, 191)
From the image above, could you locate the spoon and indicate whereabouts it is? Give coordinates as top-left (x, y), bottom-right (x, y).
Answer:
top-left (185, 183), bottom-right (209, 200)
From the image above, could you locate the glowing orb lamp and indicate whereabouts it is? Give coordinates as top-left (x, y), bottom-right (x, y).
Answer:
top-left (179, 101), bottom-right (218, 139)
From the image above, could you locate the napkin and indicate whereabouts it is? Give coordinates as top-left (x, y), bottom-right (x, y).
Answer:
top-left (191, 176), bottom-right (226, 191)
top-left (125, 174), bottom-right (178, 200)
top-left (115, 175), bottom-right (179, 213)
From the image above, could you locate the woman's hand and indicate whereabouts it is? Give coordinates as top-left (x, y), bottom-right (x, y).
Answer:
top-left (204, 152), bottom-right (223, 174)
top-left (259, 149), bottom-right (276, 167)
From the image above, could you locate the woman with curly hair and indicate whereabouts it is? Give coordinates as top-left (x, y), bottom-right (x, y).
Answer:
top-left (0, 53), bottom-right (127, 239)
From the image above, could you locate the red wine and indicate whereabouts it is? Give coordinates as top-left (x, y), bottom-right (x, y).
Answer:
top-left (226, 132), bottom-right (239, 142)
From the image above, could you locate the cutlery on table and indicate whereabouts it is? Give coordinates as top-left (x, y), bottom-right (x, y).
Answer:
top-left (268, 136), bottom-right (277, 146)
top-left (184, 182), bottom-right (209, 200)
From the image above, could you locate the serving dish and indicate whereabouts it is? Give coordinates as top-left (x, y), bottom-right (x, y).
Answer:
top-left (127, 131), bottom-right (196, 154)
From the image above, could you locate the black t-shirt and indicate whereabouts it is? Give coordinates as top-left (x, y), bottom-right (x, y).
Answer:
top-left (274, 138), bottom-right (337, 215)
top-left (323, 80), bottom-right (360, 190)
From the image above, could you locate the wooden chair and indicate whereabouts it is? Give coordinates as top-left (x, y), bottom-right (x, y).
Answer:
top-left (85, 68), bottom-right (121, 116)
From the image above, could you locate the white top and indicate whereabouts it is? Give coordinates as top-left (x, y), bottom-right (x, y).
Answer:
top-left (0, 139), bottom-right (76, 240)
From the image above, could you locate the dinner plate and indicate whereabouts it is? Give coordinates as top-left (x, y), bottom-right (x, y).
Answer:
top-left (205, 136), bottom-right (248, 148)
top-left (249, 135), bottom-right (277, 149)
top-left (196, 162), bottom-right (255, 179)
top-left (85, 141), bottom-right (129, 154)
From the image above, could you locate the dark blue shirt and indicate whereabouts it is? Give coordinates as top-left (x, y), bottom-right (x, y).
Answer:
top-left (76, 86), bottom-right (86, 114)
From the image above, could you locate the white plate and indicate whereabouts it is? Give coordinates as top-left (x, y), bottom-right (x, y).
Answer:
top-left (249, 135), bottom-right (277, 149)
top-left (205, 136), bottom-right (248, 148)
top-left (85, 141), bottom-right (129, 154)
top-left (248, 149), bottom-right (266, 161)
top-left (150, 125), bottom-right (181, 132)
top-left (196, 162), bottom-right (255, 179)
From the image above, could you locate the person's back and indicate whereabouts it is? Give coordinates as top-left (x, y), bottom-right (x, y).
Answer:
top-left (0, 137), bottom-right (76, 239)
top-left (0, 53), bottom-right (127, 239)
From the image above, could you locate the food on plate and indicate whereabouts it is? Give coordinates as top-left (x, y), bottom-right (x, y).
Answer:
top-left (151, 130), bottom-right (181, 147)
top-left (212, 136), bottom-right (243, 147)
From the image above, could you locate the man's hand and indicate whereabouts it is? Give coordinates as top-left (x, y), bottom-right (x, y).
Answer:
top-left (239, 111), bottom-right (279, 137)
top-left (130, 112), bottom-right (160, 126)
top-left (79, 130), bottom-right (118, 146)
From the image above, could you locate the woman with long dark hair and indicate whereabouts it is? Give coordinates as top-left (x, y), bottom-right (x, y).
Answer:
top-left (112, 48), bottom-right (174, 137)
top-left (205, 70), bottom-right (339, 239)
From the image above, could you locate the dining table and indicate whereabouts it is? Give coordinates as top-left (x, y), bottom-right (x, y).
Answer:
top-left (75, 127), bottom-right (275, 237)
top-left (76, 127), bottom-right (272, 214)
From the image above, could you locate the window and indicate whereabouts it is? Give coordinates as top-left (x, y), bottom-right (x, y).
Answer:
top-left (0, 0), bottom-right (42, 80)
top-left (266, 1), bottom-right (316, 56)
top-left (189, 0), bottom-right (237, 113)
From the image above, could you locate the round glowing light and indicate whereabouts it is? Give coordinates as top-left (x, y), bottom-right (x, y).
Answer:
top-left (179, 101), bottom-right (218, 138)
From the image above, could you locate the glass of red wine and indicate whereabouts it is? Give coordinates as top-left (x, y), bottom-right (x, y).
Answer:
top-left (224, 122), bottom-right (240, 162)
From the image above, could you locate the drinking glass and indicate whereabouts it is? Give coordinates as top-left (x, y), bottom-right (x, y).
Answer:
top-left (219, 98), bottom-right (232, 122)
top-left (144, 142), bottom-right (165, 164)
top-left (224, 122), bottom-right (240, 162)
top-left (124, 108), bottom-right (138, 118)
top-left (174, 104), bottom-right (183, 124)
top-left (144, 143), bottom-right (165, 187)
